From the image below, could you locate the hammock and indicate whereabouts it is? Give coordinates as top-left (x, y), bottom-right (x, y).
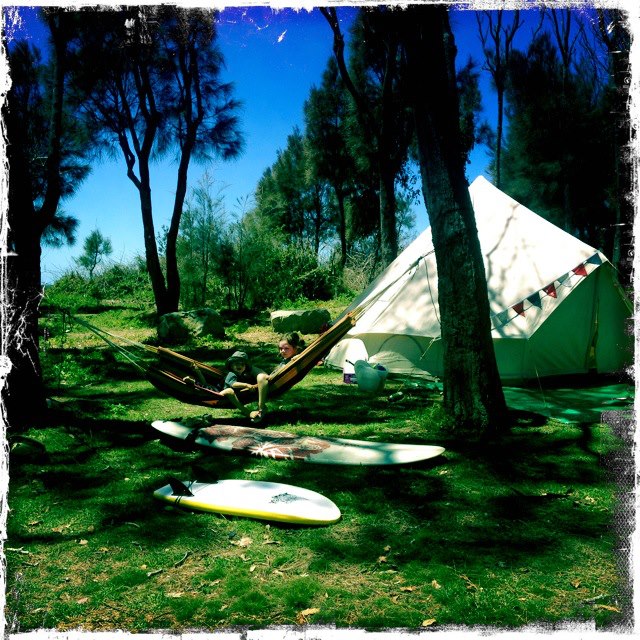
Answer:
top-left (71, 312), bottom-right (357, 409)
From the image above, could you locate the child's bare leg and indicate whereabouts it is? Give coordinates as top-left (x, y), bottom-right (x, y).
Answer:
top-left (250, 373), bottom-right (270, 422)
top-left (219, 388), bottom-right (252, 417)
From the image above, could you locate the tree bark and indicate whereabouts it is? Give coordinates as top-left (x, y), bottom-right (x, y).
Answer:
top-left (597, 9), bottom-right (633, 287)
top-left (336, 188), bottom-right (348, 268)
top-left (378, 164), bottom-right (398, 266)
top-left (3, 116), bottom-right (48, 430)
top-left (2, 33), bottom-right (59, 430)
top-left (2, 10), bottom-right (78, 430)
top-left (398, 6), bottom-right (507, 433)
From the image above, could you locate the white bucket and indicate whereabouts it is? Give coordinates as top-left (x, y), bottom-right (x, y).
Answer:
top-left (354, 360), bottom-right (388, 394)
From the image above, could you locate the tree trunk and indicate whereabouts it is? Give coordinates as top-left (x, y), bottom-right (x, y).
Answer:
top-left (3, 99), bottom-right (48, 431)
top-left (602, 12), bottom-right (633, 287)
top-left (136, 159), bottom-right (171, 316)
top-left (378, 162), bottom-right (398, 266)
top-left (2, 10), bottom-right (74, 431)
top-left (496, 90), bottom-right (503, 189)
top-left (399, 6), bottom-right (507, 433)
top-left (336, 187), bottom-right (348, 268)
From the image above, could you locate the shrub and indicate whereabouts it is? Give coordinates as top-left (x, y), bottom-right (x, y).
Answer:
top-left (43, 258), bottom-right (154, 312)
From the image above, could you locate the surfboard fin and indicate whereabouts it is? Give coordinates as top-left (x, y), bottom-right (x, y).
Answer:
top-left (168, 477), bottom-right (194, 497)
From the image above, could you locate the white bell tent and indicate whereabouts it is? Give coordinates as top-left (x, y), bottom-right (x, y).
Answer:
top-left (326, 176), bottom-right (633, 382)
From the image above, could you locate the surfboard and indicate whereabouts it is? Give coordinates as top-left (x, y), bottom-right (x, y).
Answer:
top-left (153, 478), bottom-right (341, 525)
top-left (151, 420), bottom-right (445, 466)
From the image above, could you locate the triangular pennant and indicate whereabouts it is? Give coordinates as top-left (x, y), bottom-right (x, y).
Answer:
top-left (557, 273), bottom-right (570, 285)
top-left (496, 310), bottom-right (510, 326)
top-left (526, 292), bottom-right (542, 309)
top-left (572, 264), bottom-right (588, 277)
top-left (512, 301), bottom-right (526, 317)
top-left (586, 253), bottom-right (602, 266)
top-left (543, 284), bottom-right (557, 298)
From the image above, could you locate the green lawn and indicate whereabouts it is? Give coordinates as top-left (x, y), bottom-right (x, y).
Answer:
top-left (5, 307), bottom-right (632, 632)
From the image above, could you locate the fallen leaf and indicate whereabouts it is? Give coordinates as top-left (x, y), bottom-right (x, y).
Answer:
top-left (459, 574), bottom-right (480, 591)
top-left (384, 545), bottom-right (391, 552)
top-left (391, 595), bottom-right (400, 604)
top-left (273, 570), bottom-right (285, 577)
top-left (76, 597), bottom-right (89, 605)
top-left (400, 586), bottom-right (419, 592)
top-left (249, 565), bottom-right (257, 572)
top-left (52, 524), bottom-right (71, 533)
top-left (296, 607), bottom-right (320, 624)
top-left (422, 619), bottom-right (436, 627)
top-left (593, 604), bottom-right (621, 612)
top-left (377, 556), bottom-right (388, 564)
top-left (166, 592), bottom-right (183, 598)
top-left (27, 521), bottom-right (42, 527)
top-left (244, 468), bottom-right (260, 474)
top-left (79, 539), bottom-right (88, 546)
top-left (571, 579), bottom-right (582, 588)
top-left (431, 580), bottom-right (441, 589)
top-left (231, 536), bottom-right (253, 548)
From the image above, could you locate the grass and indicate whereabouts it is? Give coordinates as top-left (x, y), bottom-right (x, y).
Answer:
top-left (6, 304), bottom-right (632, 632)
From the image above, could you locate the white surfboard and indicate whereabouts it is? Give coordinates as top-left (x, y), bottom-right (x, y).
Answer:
top-left (151, 421), bottom-right (445, 466)
top-left (153, 478), bottom-right (341, 525)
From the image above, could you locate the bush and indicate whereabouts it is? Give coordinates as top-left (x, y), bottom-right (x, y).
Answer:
top-left (43, 271), bottom-right (95, 312)
top-left (43, 258), bottom-right (154, 312)
top-left (94, 258), bottom-right (153, 304)
top-left (257, 244), bottom-right (334, 307)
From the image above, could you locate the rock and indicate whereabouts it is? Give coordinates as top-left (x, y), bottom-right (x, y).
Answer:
top-left (158, 308), bottom-right (225, 344)
top-left (270, 309), bottom-right (331, 335)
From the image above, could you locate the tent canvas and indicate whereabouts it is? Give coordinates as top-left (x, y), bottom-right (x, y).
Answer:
top-left (326, 176), bottom-right (633, 383)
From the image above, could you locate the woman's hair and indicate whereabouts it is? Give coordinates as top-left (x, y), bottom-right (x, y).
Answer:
top-left (281, 332), bottom-right (305, 351)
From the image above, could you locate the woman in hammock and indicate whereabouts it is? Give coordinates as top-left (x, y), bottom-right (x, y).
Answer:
top-left (249, 332), bottom-right (305, 423)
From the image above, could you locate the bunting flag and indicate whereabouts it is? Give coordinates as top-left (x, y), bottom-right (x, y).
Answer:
top-left (512, 301), bottom-right (526, 317)
top-left (496, 310), bottom-right (510, 326)
top-left (491, 256), bottom-right (600, 332)
top-left (526, 292), bottom-right (542, 309)
top-left (572, 263), bottom-right (588, 277)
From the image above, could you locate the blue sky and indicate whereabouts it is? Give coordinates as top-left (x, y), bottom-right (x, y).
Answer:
top-left (8, 6), bottom-right (520, 283)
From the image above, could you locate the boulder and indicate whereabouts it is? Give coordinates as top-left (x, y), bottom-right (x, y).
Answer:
top-left (270, 309), bottom-right (331, 335)
top-left (158, 308), bottom-right (225, 344)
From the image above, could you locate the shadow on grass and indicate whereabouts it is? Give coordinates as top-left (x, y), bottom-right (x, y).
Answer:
top-left (10, 357), bottom-right (627, 592)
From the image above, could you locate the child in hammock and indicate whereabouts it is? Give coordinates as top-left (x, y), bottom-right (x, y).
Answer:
top-left (248, 332), bottom-right (306, 423)
top-left (220, 351), bottom-right (269, 422)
